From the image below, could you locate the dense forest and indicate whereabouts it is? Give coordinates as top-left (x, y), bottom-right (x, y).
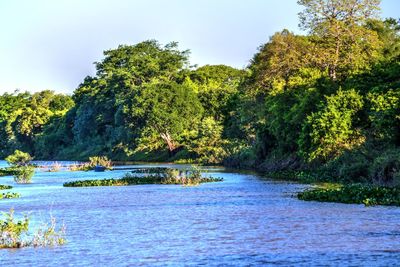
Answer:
top-left (1, 0), bottom-right (399, 185)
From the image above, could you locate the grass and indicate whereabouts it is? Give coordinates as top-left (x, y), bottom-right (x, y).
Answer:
top-left (298, 183), bottom-right (400, 206)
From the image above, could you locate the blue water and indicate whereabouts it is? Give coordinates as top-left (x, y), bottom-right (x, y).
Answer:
top-left (0, 161), bottom-right (399, 266)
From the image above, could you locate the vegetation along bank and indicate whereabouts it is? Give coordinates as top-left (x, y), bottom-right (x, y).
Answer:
top-left (0, 0), bottom-right (399, 205)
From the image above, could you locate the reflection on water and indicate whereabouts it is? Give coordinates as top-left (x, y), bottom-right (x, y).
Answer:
top-left (0, 161), bottom-right (399, 266)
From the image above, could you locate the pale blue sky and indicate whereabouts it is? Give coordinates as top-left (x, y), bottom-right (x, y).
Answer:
top-left (0, 0), bottom-right (399, 94)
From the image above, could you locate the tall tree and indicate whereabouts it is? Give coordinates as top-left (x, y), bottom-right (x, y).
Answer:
top-left (298, 0), bottom-right (382, 80)
top-left (133, 82), bottom-right (203, 154)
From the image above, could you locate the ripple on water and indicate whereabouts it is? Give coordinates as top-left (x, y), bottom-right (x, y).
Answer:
top-left (0, 161), bottom-right (399, 266)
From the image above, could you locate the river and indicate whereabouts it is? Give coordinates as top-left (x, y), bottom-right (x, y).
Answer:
top-left (0, 161), bottom-right (399, 266)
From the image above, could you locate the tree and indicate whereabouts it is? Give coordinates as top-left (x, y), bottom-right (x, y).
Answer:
top-left (134, 82), bottom-right (203, 154)
top-left (250, 30), bottom-right (313, 91)
top-left (5, 150), bottom-right (35, 184)
top-left (189, 117), bottom-right (229, 164)
top-left (298, 0), bottom-right (382, 80)
top-left (5, 150), bottom-right (32, 167)
top-left (366, 18), bottom-right (400, 60)
top-left (186, 65), bottom-right (245, 120)
top-left (0, 91), bottom-right (73, 156)
top-left (299, 89), bottom-right (364, 161)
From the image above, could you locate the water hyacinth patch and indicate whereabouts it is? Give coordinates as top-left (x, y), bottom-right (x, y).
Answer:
top-left (298, 183), bottom-right (400, 206)
top-left (63, 167), bottom-right (223, 187)
top-left (0, 185), bottom-right (12, 190)
top-left (0, 192), bottom-right (20, 200)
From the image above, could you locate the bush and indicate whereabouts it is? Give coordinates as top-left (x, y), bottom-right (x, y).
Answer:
top-left (48, 162), bottom-right (62, 172)
top-left (0, 209), bottom-right (66, 248)
top-left (5, 150), bottom-right (35, 184)
top-left (32, 216), bottom-right (66, 247)
top-left (12, 166), bottom-right (35, 184)
top-left (369, 148), bottom-right (400, 186)
top-left (0, 209), bottom-right (29, 248)
top-left (5, 150), bottom-right (33, 167)
top-left (299, 89), bottom-right (364, 162)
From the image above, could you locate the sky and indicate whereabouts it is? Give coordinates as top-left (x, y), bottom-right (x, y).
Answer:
top-left (0, 0), bottom-right (399, 94)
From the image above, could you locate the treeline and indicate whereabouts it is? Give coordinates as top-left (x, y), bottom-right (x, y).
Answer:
top-left (1, 0), bottom-right (399, 185)
top-left (0, 43), bottom-right (246, 163)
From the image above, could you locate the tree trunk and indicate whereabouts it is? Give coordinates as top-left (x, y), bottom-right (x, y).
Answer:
top-left (330, 23), bottom-right (341, 81)
top-left (160, 132), bottom-right (176, 154)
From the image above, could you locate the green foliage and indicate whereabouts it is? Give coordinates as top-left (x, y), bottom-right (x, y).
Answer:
top-left (63, 167), bottom-right (223, 187)
top-left (0, 91), bottom-right (74, 156)
top-left (32, 216), bottom-right (66, 247)
top-left (11, 165), bottom-right (35, 184)
top-left (189, 117), bottom-right (229, 164)
top-left (298, 183), bottom-right (400, 206)
top-left (0, 168), bottom-right (14, 177)
top-left (0, 209), bottom-right (29, 248)
top-left (298, 0), bottom-right (382, 80)
top-left (5, 150), bottom-right (35, 183)
top-left (369, 148), bottom-right (400, 186)
top-left (88, 156), bottom-right (112, 169)
top-left (0, 185), bottom-right (12, 190)
top-left (5, 150), bottom-right (32, 166)
top-left (134, 82), bottom-right (203, 153)
top-left (299, 89), bottom-right (365, 161)
top-left (0, 209), bottom-right (66, 248)
top-left (0, 192), bottom-right (20, 199)
top-left (367, 89), bottom-right (400, 141)
top-left (0, 0), bottom-right (399, 193)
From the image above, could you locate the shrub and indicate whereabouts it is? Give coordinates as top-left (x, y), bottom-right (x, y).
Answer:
top-left (0, 209), bottom-right (66, 248)
top-left (369, 148), bottom-right (400, 186)
top-left (5, 150), bottom-right (35, 184)
top-left (0, 209), bottom-right (29, 248)
top-left (5, 150), bottom-right (33, 167)
top-left (0, 169), bottom-right (15, 177)
top-left (12, 166), bottom-right (35, 184)
top-left (299, 89), bottom-right (364, 162)
top-left (32, 216), bottom-right (66, 247)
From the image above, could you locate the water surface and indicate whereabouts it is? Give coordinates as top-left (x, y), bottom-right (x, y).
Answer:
top-left (0, 161), bottom-right (399, 266)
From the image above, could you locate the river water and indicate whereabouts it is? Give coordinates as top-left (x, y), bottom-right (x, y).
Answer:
top-left (0, 161), bottom-right (399, 266)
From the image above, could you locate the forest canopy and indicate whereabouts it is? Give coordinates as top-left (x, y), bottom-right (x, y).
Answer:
top-left (0, 0), bottom-right (399, 185)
